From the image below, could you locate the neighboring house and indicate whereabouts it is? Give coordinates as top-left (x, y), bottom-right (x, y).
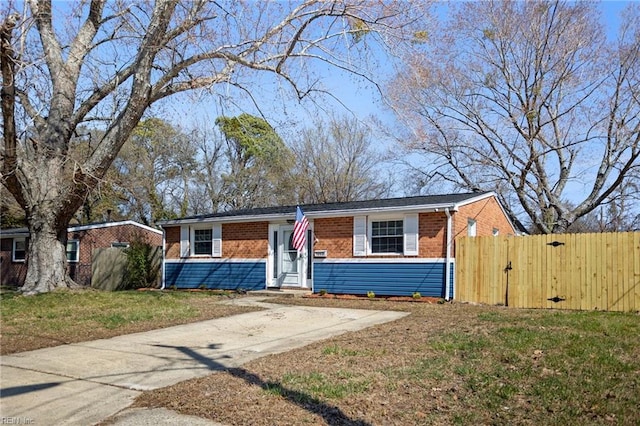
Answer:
top-left (158, 192), bottom-right (516, 299)
top-left (0, 221), bottom-right (163, 288)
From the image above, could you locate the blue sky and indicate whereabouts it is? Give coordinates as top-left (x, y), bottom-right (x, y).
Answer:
top-left (164, 1), bottom-right (632, 132)
top-left (150, 1), bottom-right (637, 206)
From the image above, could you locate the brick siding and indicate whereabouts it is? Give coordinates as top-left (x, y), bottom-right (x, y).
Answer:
top-left (312, 213), bottom-right (449, 259)
top-left (0, 237), bottom-right (27, 287)
top-left (67, 223), bottom-right (162, 285)
top-left (162, 195), bottom-right (515, 262)
top-left (165, 226), bottom-right (181, 259)
top-left (454, 197), bottom-right (516, 240)
top-left (222, 222), bottom-right (268, 258)
top-left (313, 217), bottom-right (354, 258)
top-left (164, 222), bottom-right (269, 259)
top-left (1, 223), bottom-right (162, 287)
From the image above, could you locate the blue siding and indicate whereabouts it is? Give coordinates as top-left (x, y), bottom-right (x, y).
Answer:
top-left (165, 261), bottom-right (265, 291)
top-left (313, 261), bottom-right (451, 298)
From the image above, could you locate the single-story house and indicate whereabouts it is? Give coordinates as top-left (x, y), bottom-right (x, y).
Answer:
top-left (158, 192), bottom-right (517, 299)
top-left (0, 220), bottom-right (163, 288)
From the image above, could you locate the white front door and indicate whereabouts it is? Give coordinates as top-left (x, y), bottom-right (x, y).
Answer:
top-left (278, 226), bottom-right (301, 287)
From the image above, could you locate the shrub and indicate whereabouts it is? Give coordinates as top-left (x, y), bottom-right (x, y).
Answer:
top-left (119, 240), bottom-right (160, 290)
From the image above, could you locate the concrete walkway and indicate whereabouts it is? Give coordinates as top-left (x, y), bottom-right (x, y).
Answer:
top-left (0, 296), bottom-right (408, 425)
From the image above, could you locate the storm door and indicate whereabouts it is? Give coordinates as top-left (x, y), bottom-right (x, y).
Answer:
top-left (277, 226), bottom-right (301, 287)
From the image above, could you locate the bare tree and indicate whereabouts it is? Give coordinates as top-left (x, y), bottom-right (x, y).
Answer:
top-left (292, 115), bottom-right (393, 203)
top-left (109, 118), bottom-right (197, 225)
top-left (0, 0), bottom-right (420, 294)
top-left (388, 1), bottom-right (640, 233)
top-left (187, 121), bottom-right (226, 215)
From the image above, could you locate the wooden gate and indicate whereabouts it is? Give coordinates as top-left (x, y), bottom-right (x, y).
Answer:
top-left (455, 232), bottom-right (640, 311)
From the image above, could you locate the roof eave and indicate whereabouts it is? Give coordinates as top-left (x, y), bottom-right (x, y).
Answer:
top-left (451, 191), bottom-right (496, 209)
top-left (157, 202), bottom-right (462, 227)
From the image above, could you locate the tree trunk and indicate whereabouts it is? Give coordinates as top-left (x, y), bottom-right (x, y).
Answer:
top-left (20, 218), bottom-right (79, 295)
top-left (15, 156), bottom-right (83, 295)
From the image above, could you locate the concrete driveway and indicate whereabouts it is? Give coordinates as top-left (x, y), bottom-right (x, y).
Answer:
top-left (0, 296), bottom-right (408, 425)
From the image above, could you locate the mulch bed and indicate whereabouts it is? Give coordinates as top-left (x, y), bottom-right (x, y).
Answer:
top-left (304, 293), bottom-right (444, 304)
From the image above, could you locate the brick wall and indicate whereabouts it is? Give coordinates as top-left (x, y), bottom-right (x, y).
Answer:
top-left (419, 212), bottom-right (448, 258)
top-left (313, 213), bottom-right (449, 259)
top-left (163, 222), bottom-right (269, 259)
top-left (1, 223), bottom-right (162, 287)
top-left (453, 196), bottom-right (515, 240)
top-left (0, 238), bottom-right (27, 287)
top-left (162, 197), bottom-right (514, 263)
top-left (165, 226), bottom-right (181, 259)
top-left (313, 217), bottom-right (354, 258)
top-left (222, 222), bottom-right (268, 258)
top-left (67, 223), bottom-right (162, 285)
top-left (69, 224), bottom-right (162, 265)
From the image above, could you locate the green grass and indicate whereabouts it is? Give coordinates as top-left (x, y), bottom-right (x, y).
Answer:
top-left (0, 289), bottom-right (258, 354)
top-left (2, 290), bottom-right (197, 327)
top-left (278, 371), bottom-right (371, 400)
top-left (392, 309), bottom-right (640, 425)
top-left (248, 301), bottom-right (640, 425)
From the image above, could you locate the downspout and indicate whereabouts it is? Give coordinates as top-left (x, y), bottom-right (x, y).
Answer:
top-left (160, 227), bottom-right (166, 290)
top-left (444, 208), bottom-right (453, 301)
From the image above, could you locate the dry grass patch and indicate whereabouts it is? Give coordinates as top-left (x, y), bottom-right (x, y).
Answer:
top-left (135, 298), bottom-right (640, 426)
top-left (0, 289), bottom-right (260, 354)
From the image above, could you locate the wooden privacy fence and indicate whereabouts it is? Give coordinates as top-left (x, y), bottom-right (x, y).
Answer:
top-left (455, 232), bottom-right (640, 312)
top-left (91, 247), bottom-right (161, 291)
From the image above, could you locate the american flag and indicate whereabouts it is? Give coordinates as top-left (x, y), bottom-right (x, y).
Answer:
top-left (292, 206), bottom-right (309, 252)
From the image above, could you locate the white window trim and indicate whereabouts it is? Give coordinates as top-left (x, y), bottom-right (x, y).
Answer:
top-left (369, 216), bottom-right (404, 255)
top-left (188, 224), bottom-right (222, 258)
top-left (66, 240), bottom-right (79, 263)
top-left (468, 219), bottom-right (477, 237)
top-left (354, 214), bottom-right (419, 257)
top-left (12, 238), bottom-right (26, 262)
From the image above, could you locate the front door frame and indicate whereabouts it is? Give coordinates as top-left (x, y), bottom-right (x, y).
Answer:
top-left (267, 222), bottom-right (312, 289)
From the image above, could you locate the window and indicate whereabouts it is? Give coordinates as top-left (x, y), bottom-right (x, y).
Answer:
top-left (180, 224), bottom-right (222, 258)
top-left (371, 220), bottom-right (404, 254)
top-left (193, 228), bottom-right (213, 255)
top-left (354, 214), bottom-right (419, 256)
top-left (13, 238), bottom-right (26, 262)
top-left (467, 219), bottom-right (477, 237)
top-left (66, 240), bottom-right (79, 262)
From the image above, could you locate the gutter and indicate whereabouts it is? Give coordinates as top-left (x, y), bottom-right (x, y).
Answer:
top-left (444, 208), bottom-right (453, 300)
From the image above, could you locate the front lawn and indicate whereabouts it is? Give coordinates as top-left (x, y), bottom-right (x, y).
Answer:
top-left (0, 289), bottom-right (260, 354)
top-left (134, 298), bottom-right (640, 426)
